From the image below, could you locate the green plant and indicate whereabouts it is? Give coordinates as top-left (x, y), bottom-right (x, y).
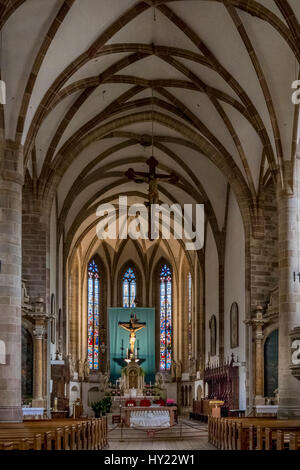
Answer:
top-left (102, 396), bottom-right (112, 413)
top-left (90, 400), bottom-right (103, 418)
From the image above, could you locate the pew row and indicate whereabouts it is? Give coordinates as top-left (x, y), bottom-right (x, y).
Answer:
top-left (208, 416), bottom-right (300, 450)
top-left (0, 417), bottom-right (108, 450)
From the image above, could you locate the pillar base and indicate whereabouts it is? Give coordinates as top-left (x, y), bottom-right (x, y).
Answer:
top-left (32, 398), bottom-right (45, 408)
top-left (0, 406), bottom-right (23, 423)
top-left (277, 405), bottom-right (300, 419)
top-left (254, 395), bottom-right (265, 406)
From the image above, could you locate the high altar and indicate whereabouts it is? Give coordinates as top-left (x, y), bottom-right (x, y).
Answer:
top-left (108, 308), bottom-right (156, 388)
top-left (118, 313), bottom-right (146, 396)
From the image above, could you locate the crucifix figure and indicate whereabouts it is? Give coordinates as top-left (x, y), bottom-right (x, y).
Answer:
top-left (118, 313), bottom-right (146, 359)
top-left (125, 156), bottom-right (179, 239)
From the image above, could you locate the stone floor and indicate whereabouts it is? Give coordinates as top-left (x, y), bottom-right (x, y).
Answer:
top-left (107, 417), bottom-right (215, 450)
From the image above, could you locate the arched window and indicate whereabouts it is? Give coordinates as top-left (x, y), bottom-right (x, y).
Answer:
top-left (188, 272), bottom-right (192, 361)
top-left (88, 259), bottom-right (100, 370)
top-left (123, 267), bottom-right (136, 308)
top-left (159, 264), bottom-right (172, 371)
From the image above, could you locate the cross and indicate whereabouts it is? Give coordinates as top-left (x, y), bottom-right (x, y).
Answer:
top-left (118, 313), bottom-right (146, 360)
top-left (125, 156), bottom-right (179, 239)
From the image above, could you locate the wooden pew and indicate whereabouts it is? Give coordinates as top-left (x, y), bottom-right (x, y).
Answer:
top-left (209, 416), bottom-right (300, 450)
top-left (250, 421), bottom-right (300, 450)
top-left (0, 417), bottom-right (107, 451)
top-left (289, 432), bottom-right (300, 450)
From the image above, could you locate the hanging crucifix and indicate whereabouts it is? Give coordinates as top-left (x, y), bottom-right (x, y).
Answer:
top-left (125, 156), bottom-right (179, 240)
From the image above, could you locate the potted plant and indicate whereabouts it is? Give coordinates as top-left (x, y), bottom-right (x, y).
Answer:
top-left (91, 400), bottom-right (103, 418)
top-left (102, 396), bottom-right (112, 414)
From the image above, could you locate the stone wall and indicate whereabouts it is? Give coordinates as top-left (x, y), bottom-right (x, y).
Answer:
top-left (249, 180), bottom-right (278, 313)
top-left (22, 176), bottom-right (50, 304)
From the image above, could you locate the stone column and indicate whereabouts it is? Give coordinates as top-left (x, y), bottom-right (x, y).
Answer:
top-left (245, 306), bottom-right (266, 406)
top-left (32, 321), bottom-right (46, 407)
top-left (277, 160), bottom-right (300, 418)
top-left (0, 141), bottom-right (23, 422)
top-left (253, 307), bottom-right (265, 403)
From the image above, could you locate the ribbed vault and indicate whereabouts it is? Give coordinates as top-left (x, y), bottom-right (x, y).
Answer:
top-left (2, 0), bottom-right (300, 258)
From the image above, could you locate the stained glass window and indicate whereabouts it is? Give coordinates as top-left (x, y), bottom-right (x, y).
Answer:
top-left (188, 272), bottom-right (192, 361)
top-left (159, 264), bottom-right (172, 371)
top-left (88, 259), bottom-right (99, 370)
top-left (123, 267), bottom-right (136, 308)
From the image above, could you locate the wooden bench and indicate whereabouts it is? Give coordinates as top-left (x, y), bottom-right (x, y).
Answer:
top-left (209, 416), bottom-right (300, 450)
top-left (289, 431), bottom-right (300, 450)
top-left (0, 417), bottom-right (108, 451)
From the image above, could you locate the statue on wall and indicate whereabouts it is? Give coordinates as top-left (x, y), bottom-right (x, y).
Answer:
top-left (83, 358), bottom-right (90, 380)
top-left (78, 359), bottom-right (84, 381)
top-left (171, 359), bottom-right (177, 380)
top-left (189, 357), bottom-right (197, 378)
top-left (176, 361), bottom-right (182, 380)
top-left (99, 372), bottom-right (109, 392)
top-left (67, 355), bottom-right (75, 380)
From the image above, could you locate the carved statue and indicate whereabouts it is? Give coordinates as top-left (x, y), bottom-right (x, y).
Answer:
top-left (99, 372), bottom-right (109, 392)
top-left (118, 313), bottom-right (146, 357)
top-left (67, 355), bottom-right (75, 379)
top-left (78, 359), bottom-right (84, 381)
top-left (176, 360), bottom-right (182, 379)
top-left (171, 359), bottom-right (177, 380)
top-left (189, 357), bottom-right (197, 377)
top-left (83, 358), bottom-right (90, 380)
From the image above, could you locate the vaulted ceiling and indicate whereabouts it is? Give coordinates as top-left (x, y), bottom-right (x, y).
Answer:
top-left (2, 0), bottom-right (300, 257)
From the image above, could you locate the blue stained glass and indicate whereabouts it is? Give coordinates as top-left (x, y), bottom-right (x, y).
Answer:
top-left (87, 259), bottom-right (100, 370)
top-left (122, 267), bottom-right (136, 308)
top-left (159, 264), bottom-right (172, 371)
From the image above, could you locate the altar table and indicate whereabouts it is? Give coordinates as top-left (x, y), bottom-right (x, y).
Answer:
top-left (22, 408), bottom-right (44, 420)
top-left (123, 406), bottom-right (176, 428)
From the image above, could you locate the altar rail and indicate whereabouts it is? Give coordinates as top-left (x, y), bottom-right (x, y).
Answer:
top-left (0, 417), bottom-right (107, 450)
top-left (208, 416), bottom-right (300, 450)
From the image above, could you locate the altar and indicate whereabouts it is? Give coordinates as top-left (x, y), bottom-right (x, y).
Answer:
top-left (123, 406), bottom-right (177, 428)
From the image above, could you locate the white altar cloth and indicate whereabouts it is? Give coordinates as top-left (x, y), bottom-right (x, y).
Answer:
top-left (22, 408), bottom-right (44, 418)
top-left (130, 410), bottom-right (170, 428)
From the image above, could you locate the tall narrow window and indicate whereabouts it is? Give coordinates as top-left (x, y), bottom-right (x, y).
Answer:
top-left (159, 264), bottom-right (172, 370)
top-left (123, 267), bottom-right (136, 308)
top-left (188, 272), bottom-right (192, 361)
top-left (88, 259), bottom-right (99, 370)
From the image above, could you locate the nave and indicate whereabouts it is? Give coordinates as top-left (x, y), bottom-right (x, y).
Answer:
top-left (1, 0), bottom-right (300, 454)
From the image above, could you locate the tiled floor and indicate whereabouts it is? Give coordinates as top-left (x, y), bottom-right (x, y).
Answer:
top-left (107, 417), bottom-right (215, 450)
